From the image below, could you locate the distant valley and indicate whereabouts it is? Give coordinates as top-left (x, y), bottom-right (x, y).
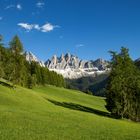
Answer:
top-left (25, 51), bottom-right (140, 96)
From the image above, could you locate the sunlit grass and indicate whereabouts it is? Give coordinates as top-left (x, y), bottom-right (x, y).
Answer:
top-left (0, 84), bottom-right (139, 140)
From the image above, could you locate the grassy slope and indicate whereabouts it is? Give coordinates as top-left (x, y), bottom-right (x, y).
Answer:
top-left (0, 84), bottom-right (140, 140)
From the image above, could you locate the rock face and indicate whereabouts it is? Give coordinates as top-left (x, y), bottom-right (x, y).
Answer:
top-left (45, 53), bottom-right (110, 79)
top-left (25, 51), bottom-right (110, 79)
top-left (25, 51), bottom-right (45, 67)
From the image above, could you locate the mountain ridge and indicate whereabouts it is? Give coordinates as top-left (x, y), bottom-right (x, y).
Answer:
top-left (25, 52), bottom-right (110, 79)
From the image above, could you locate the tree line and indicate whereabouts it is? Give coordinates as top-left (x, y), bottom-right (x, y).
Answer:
top-left (0, 35), bottom-right (65, 88)
top-left (106, 47), bottom-right (140, 122)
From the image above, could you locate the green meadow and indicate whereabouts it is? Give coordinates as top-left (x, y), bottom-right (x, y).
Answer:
top-left (0, 83), bottom-right (140, 140)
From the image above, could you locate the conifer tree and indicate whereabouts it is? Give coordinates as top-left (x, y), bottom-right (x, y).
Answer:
top-left (9, 35), bottom-right (26, 85)
top-left (0, 34), bottom-right (65, 89)
top-left (106, 47), bottom-right (140, 121)
top-left (0, 35), bottom-right (5, 78)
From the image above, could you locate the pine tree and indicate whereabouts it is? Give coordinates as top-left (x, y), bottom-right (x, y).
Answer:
top-left (27, 74), bottom-right (37, 89)
top-left (0, 34), bottom-right (66, 89)
top-left (9, 35), bottom-right (26, 85)
top-left (106, 47), bottom-right (140, 121)
top-left (0, 62), bottom-right (4, 79)
top-left (9, 35), bottom-right (23, 54)
top-left (0, 35), bottom-right (5, 78)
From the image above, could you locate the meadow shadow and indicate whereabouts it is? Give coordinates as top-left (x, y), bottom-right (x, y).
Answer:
top-left (0, 80), bottom-right (15, 89)
top-left (46, 98), bottom-right (116, 118)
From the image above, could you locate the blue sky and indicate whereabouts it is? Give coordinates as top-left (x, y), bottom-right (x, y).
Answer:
top-left (0, 0), bottom-right (140, 61)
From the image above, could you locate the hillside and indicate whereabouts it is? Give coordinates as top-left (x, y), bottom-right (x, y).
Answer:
top-left (66, 73), bottom-right (109, 96)
top-left (0, 83), bottom-right (140, 140)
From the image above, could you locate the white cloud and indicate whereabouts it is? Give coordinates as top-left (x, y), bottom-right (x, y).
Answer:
top-left (41, 23), bottom-right (54, 32)
top-left (36, 2), bottom-right (45, 8)
top-left (76, 44), bottom-right (85, 48)
top-left (0, 17), bottom-right (3, 20)
top-left (18, 22), bottom-right (58, 33)
top-left (34, 24), bottom-right (40, 30)
top-left (5, 4), bottom-right (22, 10)
top-left (16, 4), bottom-right (22, 10)
top-left (18, 23), bottom-right (34, 31)
top-left (5, 4), bottom-right (15, 9)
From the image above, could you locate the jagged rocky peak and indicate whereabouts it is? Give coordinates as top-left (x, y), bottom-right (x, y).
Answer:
top-left (45, 53), bottom-right (109, 70)
top-left (47, 55), bottom-right (57, 69)
top-left (60, 53), bottom-right (65, 61)
top-left (45, 53), bottom-right (81, 70)
top-left (25, 51), bottom-right (38, 62)
top-left (45, 53), bottom-right (110, 79)
top-left (93, 58), bottom-right (109, 70)
top-left (94, 58), bottom-right (108, 65)
top-left (65, 53), bottom-right (71, 61)
top-left (51, 55), bottom-right (58, 64)
top-left (25, 51), bottom-right (110, 79)
top-left (25, 51), bottom-right (45, 67)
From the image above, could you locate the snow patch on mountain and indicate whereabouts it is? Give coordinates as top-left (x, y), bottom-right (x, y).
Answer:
top-left (25, 51), bottom-right (45, 67)
top-left (45, 53), bottom-right (110, 79)
top-left (25, 51), bottom-right (110, 79)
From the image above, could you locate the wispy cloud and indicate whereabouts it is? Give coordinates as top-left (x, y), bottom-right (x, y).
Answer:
top-left (36, 1), bottom-right (45, 8)
top-left (18, 23), bottom-right (34, 31)
top-left (76, 44), bottom-right (85, 48)
top-left (18, 22), bottom-right (59, 32)
top-left (5, 4), bottom-right (22, 10)
top-left (41, 23), bottom-right (57, 32)
top-left (5, 4), bottom-right (15, 9)
top-left (16, 4), bottom-right (22, 10)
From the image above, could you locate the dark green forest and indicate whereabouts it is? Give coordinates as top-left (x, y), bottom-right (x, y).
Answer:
top-left (0, 35), bottom-right (65, 88)
top-left (66, 73), bottom-right (109, 97)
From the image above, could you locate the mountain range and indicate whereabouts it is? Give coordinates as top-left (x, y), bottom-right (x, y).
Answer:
top-left (25, 52), bottom-right (110, 79)
top-left (25, 51), bottom-right (140, 96)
